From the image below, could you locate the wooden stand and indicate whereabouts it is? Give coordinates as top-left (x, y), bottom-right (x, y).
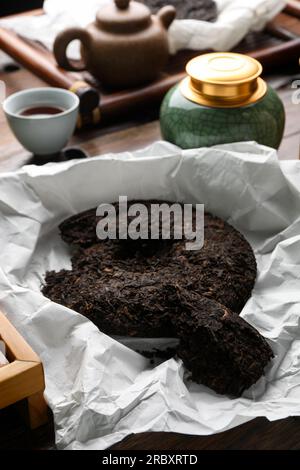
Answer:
top-left (0, 311), bottom-right (47, 429)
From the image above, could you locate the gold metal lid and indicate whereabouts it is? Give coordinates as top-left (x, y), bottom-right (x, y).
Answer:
top-left (180, 52), bottom-right (267, 108)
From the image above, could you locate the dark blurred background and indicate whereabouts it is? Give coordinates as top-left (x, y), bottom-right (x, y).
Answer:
top-left (0, 1), bottom-right (44, 17)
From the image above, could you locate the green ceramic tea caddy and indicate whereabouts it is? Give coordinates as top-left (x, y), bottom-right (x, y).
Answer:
top-left (160, 52), bottom-right (285, 149)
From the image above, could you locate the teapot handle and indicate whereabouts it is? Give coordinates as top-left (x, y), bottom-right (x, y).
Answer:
top-left (157, 6), bottom-right (176, 30)
top-left (53, 27), bottom-right (90, 71)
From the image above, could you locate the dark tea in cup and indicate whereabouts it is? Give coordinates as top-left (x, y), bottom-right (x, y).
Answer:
top-left (19, 105), bottom-right (65, 117)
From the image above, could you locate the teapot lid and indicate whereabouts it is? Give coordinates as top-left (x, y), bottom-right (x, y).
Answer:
top-left (96, 0), bottom-right (151, 33)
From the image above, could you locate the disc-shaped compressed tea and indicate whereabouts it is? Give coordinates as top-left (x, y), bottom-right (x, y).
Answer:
top-left (42, 201), bottom-right (273, 397)
top-left (140, 0), bottom-right (218, 22)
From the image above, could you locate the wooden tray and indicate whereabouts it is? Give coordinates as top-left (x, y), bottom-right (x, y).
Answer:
top-left (0, 311), bottom-right (47, 429)
top-left (0, 2), bottom-right (300, 127)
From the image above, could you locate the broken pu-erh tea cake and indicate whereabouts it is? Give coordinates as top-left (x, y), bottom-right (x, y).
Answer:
top-left (42, 201), bottom-right (273, 397)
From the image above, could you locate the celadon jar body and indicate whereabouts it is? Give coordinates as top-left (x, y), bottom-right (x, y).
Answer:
top-left (160, 84), bottom-right (285, 150)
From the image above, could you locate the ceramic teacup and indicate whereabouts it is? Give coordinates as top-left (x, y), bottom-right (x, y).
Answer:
top-left (3, 88), bottom-right (79, 155)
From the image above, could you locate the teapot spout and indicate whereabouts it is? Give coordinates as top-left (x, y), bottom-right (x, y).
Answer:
top-left (157, 5), bottom-right (176, 30)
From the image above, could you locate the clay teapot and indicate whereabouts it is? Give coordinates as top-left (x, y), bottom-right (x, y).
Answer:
top-left (54, 0), bottom-right (176, 89)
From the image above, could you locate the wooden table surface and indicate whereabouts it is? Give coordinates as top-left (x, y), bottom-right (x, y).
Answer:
top-left (0, 66), bottom-right (299, 171)
top-left (0, 61), bottom-right (299, 450)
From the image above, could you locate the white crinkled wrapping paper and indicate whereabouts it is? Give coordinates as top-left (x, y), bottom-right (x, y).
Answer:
top-left (0, 141), bottom-right (300, 449)
top-left (0, 0), bottom-right (286, 55)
